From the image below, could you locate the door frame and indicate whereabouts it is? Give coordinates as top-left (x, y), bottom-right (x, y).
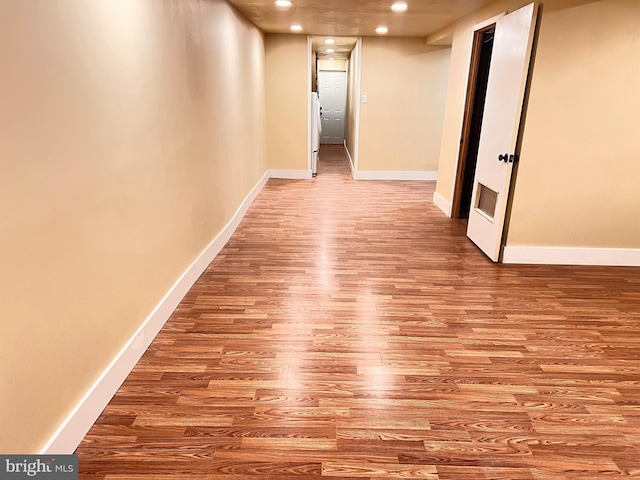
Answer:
top-left (307, 36), bottom-right (313, 173)
top-left (307, 36), bottom-right (363, 177)
top-left (352, 37), bottom-right (363, 175)
top-left (451, 14), bottom-right (505, 218)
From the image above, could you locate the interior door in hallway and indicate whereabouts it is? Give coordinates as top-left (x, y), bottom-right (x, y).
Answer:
top-left (466, 3), bottom-right (538, 261)
top-left (319, 71), bottom-right (347, 145)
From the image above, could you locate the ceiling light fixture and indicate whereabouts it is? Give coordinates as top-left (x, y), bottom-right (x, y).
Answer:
top-left (275, 0), bottom-right (292, 7)
top-left (326, 48), bottom-right (335, 53)
top-left (376, 26), bottom-right (388, 34)
top-left (325, 38), bottom-right (335, 44)
top-left (391, 2), bottom-right (408, 12)
top-left (290, 24), bottom-right (303, 32)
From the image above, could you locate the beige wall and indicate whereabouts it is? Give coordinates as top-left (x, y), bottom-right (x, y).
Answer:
top-left (0, 0), bottom-right (267, 453)
top-left (318, 58), bottom-right (348, 71)
top-left (434, 0), bottom-right (640, 249)
top-left (358, 37), bottom-right (450, 172)
top-left (508, 0), bottom-right (640, 248)
top-left (265, 34), bottom-right (309, 171)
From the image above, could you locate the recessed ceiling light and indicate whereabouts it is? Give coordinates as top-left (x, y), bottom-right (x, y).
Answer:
top-left (326, 48), bottom-right (335, 53)
top-left (376, 26), bottom-right (388, 34)
top-left (391, 2), bottom-right (408, 12)
top-left (275, 0), bottom-right (292, 7)
top-left (329, 57), bottom-right (335, 60)
top-left (290, 24), bottom-right (303, 32)
top-left (325, 38), bottom-right (335, 44)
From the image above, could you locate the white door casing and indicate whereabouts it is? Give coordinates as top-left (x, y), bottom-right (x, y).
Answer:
top-left (310, 92), bottom-right (321, 175)
top-left (319, 71), bottom-right (347, 145)
top-left (466, 3), bottom-right (538, 261)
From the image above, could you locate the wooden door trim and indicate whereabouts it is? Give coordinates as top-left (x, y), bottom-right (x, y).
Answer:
top-left (451, 23), bottom-right (496, 219)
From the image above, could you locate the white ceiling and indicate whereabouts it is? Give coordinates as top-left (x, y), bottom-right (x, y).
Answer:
top-left (226, 0), bottom-right (496, 37)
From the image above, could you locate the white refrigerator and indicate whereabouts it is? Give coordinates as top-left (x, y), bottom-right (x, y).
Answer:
top-left (310, 92), bottom-right (321, 176)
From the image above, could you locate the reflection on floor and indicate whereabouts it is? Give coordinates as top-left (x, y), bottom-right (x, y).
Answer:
top-left (76, 144), bottom-right (640, 479)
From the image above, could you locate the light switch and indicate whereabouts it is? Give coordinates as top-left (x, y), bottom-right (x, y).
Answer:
top-left (362, 94), bottom-right (368, 103)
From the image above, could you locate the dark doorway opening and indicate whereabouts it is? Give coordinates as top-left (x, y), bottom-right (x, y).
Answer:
top-left (452, 26), bottom-right (495, 219)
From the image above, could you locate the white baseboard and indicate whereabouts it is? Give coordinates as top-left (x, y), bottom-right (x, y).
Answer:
top-left (270, 169), bottom-right (312, 179)
top-left (503, 246), bottom-right (640, 267)
top-left (353, 170), bottom-right (438, 181)
top-left (40, 170), bottom-right (270, 454)
top-left (344, 142), bottom-right (355, 178)
top-left (433, 191), bottom-right (452, 217)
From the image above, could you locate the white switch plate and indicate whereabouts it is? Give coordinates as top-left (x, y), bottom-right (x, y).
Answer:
top-left (362, 94), bottom-right (368, 103)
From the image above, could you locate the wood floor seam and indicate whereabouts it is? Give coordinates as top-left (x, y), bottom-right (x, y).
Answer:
top-left (76, 145), bottom-right (640, 479)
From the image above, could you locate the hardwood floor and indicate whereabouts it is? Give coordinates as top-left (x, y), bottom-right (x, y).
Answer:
top-left (76, 145), bottom-right (640, 479)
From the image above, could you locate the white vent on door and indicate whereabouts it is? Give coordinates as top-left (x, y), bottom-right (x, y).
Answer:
top-left (475, 183), bottom-right (498, 222)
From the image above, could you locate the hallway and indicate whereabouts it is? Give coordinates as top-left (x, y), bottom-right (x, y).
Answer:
top-left (76, 145), bottom-right (640, 479)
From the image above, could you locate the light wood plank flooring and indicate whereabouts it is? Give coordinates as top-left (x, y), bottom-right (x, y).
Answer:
top-left (76, 145), bottom-right (640, 479)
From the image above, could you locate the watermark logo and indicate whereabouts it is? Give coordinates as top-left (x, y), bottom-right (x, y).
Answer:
top-left (1, 455), bottom-right (77, 479)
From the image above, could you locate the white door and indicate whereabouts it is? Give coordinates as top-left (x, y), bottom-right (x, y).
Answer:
top-left (466, 3), bottom-right (538, 261)
top-left (318, 71), bottom-right (347, 145)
